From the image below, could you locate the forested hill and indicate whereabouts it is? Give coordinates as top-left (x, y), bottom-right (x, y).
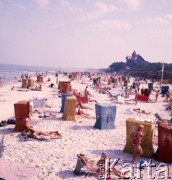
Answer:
top-left (108, 51), bottom-right (172, 82)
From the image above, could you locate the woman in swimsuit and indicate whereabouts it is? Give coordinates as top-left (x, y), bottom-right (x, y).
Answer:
top-left (132, 125), bottom-right (144, 163)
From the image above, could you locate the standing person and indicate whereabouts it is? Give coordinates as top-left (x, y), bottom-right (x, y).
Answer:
top-left (155, 90), bottom-right (160, 102)
top-left (132, 125), bottom-right (144, 163)
top-left (135, 89), bottom-right (138, 105)
top-left (164, 90), bottom-right (170, 102)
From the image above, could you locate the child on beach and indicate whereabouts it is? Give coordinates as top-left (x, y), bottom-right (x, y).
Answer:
top-left (132, 125), bottom-right (144, 163)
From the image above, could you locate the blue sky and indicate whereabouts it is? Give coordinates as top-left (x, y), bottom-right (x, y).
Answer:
top-left (0, 0), bottom-right (172, 68)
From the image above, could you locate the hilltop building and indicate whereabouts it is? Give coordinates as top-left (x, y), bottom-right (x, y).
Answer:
top-left (126, 50), bottom-right (147, 65)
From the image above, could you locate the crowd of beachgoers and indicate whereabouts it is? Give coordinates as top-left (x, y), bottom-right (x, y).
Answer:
top-left (0, 71), bottom-right (171, 179)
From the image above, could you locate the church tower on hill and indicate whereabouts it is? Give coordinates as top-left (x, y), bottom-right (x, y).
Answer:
top-left (126, 50), bottom-right (147, 65)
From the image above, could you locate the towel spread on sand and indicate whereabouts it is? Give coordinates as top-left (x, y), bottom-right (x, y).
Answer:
top-left (29, 98), bottom-right (47, 108)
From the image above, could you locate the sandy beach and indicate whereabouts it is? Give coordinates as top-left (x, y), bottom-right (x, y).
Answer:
top-left (0, 74), bottom-right (171, 180)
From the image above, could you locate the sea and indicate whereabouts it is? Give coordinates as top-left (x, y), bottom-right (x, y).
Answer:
top-left (0, 63), bottom-right (60, 85)
top-left (0, 63), bottom-right (98, 85)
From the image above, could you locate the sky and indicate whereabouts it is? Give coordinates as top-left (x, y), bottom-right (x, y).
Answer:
top-left (0, 0), bottom-right (172, 69)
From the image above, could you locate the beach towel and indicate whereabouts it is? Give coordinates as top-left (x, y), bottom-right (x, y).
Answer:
top-left (30, 98), bottom-right (47, 108)
top-left (21, 128), bottom-right (61, 141)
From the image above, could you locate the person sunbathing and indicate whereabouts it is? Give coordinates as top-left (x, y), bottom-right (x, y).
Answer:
top-left (38, 113), bottom-right (56, 118)
top-left (155, 113), bottom-right (172, 124)
top-left (17, 89), bottom-right (29, 92)
top-left (21, 128), bottom-right (61, 140)
top-left (76, 106), bottom-right (94, 119)
top-left (74, 153), bottom-right (128, 178)
top-left (124, 99), bottom-right (135, 105)
top-left (77, 101), bottom-right (93, 110)
top-left (133, 108), bottom-right (151, 115)
top-left (132, 125), bottom-right (144, 163)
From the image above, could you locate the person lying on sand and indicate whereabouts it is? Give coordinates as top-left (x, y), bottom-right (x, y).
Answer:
top-left (155, 113), bottom-right (172, 125)
top-left (77, 101), bottom-right (93, 110)
top-left (74, 153), bottom-right (129, 178)
top-left (38, 113), bottom-right (56, 118)
top-left (124, 99), bottom-right (136, 105)
top-left (17, 89), bottom-right (29, 92)
top-left (21, 127), bottom-right (61, 140)
top-left (133, 108), bottom-right (151, 115)
top-left (76, 106), bottom-right (95, 119)
top-left (45, 104), bottom-right (52, 108)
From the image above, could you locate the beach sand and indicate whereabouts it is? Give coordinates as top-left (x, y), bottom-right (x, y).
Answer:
top-left (0, 74), bottom-right (171, 179)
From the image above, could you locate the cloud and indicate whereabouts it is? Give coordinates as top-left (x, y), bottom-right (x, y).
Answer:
top-left (145, 14), bottom-right (172, 26)
top-left (78, 1), bottom-right (120, 21)
top-left (119, 0), bottom-right (141, 10)
top-left (35, 0), bottom-right (51, 8)
top-left (98, 20), bottom-right (133, 31)
top-left (61, 0), bottom-right (82, 12)
top-left (145, 14), bottom-right (172, 41)
top-left (95, 1), bottom-right (119, 13)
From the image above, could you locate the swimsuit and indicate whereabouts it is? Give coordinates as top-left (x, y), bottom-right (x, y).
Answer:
top-left (132, 134), bottom-right (139, 146)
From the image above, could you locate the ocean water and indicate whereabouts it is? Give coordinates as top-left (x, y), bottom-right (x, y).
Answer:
top-left (0, 63), bottom-right (100, 86)
top-left (0, 63), bottom-right (59, 85)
